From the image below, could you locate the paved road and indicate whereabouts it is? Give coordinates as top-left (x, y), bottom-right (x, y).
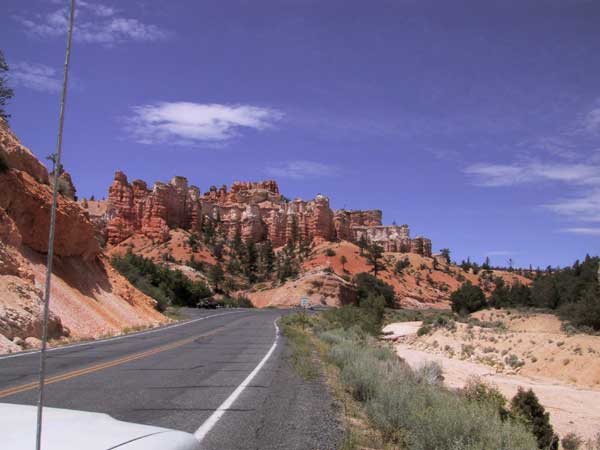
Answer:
top-left (0, 309), bottom-right (341, 449)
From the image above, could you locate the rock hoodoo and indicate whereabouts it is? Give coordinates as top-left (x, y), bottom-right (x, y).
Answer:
top-left (105, 172), bottom-right (433, 256)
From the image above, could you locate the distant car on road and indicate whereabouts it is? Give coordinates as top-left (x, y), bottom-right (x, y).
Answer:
top-left (197, 297), bottom-right (218, 309)
top-left (1, 403), bottom-right (201, 450)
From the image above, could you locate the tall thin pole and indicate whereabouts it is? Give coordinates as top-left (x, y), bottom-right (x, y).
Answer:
top-left (35, 1), bottom-right (76, 449)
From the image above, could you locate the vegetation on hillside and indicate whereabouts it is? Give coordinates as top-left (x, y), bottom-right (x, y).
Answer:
top-left (450, 281), bottom-right (486, 315)
top-left (112, 252), bottom-right (211, 311)
top-left (355, 272), bottom-right (395, 308)
top-left (452, 255), bottom-right (600, 331)
top-left (281, 305), bottom-right (541, 450)
top-left (0, 50), bottom-right (13, 121)
top-left (511, 388), bottom-right (559, 449)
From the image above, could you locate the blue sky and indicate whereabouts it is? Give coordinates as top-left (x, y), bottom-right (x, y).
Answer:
top-left (1, 0), bottom-right (599, 268)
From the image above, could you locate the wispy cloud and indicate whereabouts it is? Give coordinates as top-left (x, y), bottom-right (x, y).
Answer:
top-left (15, 2), bottom-right (169, 45)
top-left (560, 227), bottom-right (600, 236)
top-left (10, 62), bottom-right (61, 93)
top-left (545, 190), bottom-right (600, 222)
top-left (125, 102), bottom-right (283, 146)
top-left (466, 159), bottom-right (600, 225)
top-left (465, 101), bottom-right (600, 229)
top-left (464, 162), bottom-right (600, 187)
top-left (266, 161), bottom-right (340, 180)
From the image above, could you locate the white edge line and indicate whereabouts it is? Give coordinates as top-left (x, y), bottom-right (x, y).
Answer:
top-left (194, 318), bottom-right (280, 442)
top-left (0, 311), bottom-right (246, 361)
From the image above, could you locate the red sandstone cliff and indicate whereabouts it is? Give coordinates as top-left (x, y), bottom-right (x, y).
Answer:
top-left (0, 121), bottom-right (166, 354)
top-left (103, 171), bottom-right (433, 257)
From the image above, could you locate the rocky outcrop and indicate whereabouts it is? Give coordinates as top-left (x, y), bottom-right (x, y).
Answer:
top-left (0, 170), bottom-right (99, 259)
top-left (352, 224), bottom-right (432, 257)
top-left (246, 269), bottom-right (357, 308)
top-left (0, 123), bottom-right (97, 258)
top-left (50, 170), bottom-right (77, 201)
top-left (104, 171), bottom-right (433, 256)
top-left (0, 124), bottom-right (167, 354)
top-left (106, 172), bottom-right (201, 244)
top-left (0, 275), bottom-right (65, 342)
top-left (0, 118), bottom-right (49, 184)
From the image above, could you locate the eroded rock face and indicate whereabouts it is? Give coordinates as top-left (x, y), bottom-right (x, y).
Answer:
top-left (104, 171), bottom-right (433, 256)
top-left (0, 170), bottom-right (99, 259)
top-left (246, 269), bottom-right (357, 308)
top-left (352, 224), bottom-right (432, 257)
top-left (0, 276), bottom-right (64, 342)
top-left (0, 118), bottom-right (49, 184)
top-left (0, 124), bottom-right (168, 353)
top-left (50, 171), bottom-right (77, 201)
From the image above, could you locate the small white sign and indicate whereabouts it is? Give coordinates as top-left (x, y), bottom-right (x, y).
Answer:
top-left (300, 297), bottom-right (309, 308)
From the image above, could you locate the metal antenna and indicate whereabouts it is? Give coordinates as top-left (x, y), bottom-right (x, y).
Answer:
top-left (35, 1), bottom-right (76, 449)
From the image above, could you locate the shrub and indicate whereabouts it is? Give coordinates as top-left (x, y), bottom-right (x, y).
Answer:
top-left (187, 233), bottom-right (199, 252)
top-left (461, 344), bottom-right (475, 358)
top-left (322, 293), bottom-right (386, 336)
top-left (324, 248), bottom-right (336, 257)
top-left (395, 257), bottom-right (410, 274)
top-left (417, 324), bottom-right (432, 336)
top-left (414, 361), bottom-right (443, 386)
top-left (320, 328), bottom-right (537, 450)
top-left (510, 388), bottom-right (558, 450)
top-left (217, 295), bottom-right (254, 308)
top-left (355, 272), bottom-right (396, 308)
top-left (558, 284), bottom-right (600, 331)
top-left (341, 352), bottom-right (382, 401)
top-left (112, 252), bottom-right (211, 310)
top-left (506, 354), bottom-right (525, 368)
top-left (561, 433), bottom-right (583, 450)
top-left (450, 281), bottom-right (486, 314)
top-left (462, 377), bottom-right (510, 420)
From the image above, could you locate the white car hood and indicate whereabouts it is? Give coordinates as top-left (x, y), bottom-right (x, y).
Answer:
top-left (0, 403), bottom-right (200, 450)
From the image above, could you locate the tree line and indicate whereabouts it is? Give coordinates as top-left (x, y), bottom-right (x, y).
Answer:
top-left (451, 255), bottom-right (600, 331)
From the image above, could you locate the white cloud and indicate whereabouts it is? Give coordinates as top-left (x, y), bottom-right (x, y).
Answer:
top-left (10, 62), bottom-right (61, 93)
top-left (466, 161), bottom-right (600, 225)
top-left (265, 161), bottom-right (340, 180)
top-left (560, 227), bottom-right (600, 236)
top-left (464, 162), bottom-right (600, 187)
top-left (15, 2), bottom-right (169, 45)
top-left (125, 102), bottom-right (283, 146)
top-left (466, 102), bottom-right (600, 230)
top-left (545, 190), bottom-right (600, 222)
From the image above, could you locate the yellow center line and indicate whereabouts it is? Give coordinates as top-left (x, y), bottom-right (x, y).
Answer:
top-left (0, 317), bottom-right (246, 399)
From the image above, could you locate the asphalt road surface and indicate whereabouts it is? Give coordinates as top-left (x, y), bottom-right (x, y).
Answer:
top-left (0, 309), bottom-right (341, 449)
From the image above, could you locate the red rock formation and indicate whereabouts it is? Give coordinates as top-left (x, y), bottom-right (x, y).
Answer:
top-left (49, 171), bottom-right (77, 201)
top-left (106, 171), bottom-right (137, 244)
top-left (107, 173), bottom-right (205, 244)
top-left (0, 170), bottom-right (99, 259)
top-left (0, 125), bottom-right (166, 353)
top-left (348, 210), bottom-right (383, 227)
top-left (104, 172), bottom-right (433, 256)
top-left (0, 118), bottom-right (49, 184)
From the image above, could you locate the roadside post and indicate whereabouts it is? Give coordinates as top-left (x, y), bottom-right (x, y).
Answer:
top-left (300, 296), bottom-right (309, 329)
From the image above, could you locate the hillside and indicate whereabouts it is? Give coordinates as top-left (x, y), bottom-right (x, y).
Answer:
top-left (244, 240), bottom-right (529, 308)
top-left (86, 210), bottom-right (527, 309)
top-left (0, 120), bottom-right (166, 354)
